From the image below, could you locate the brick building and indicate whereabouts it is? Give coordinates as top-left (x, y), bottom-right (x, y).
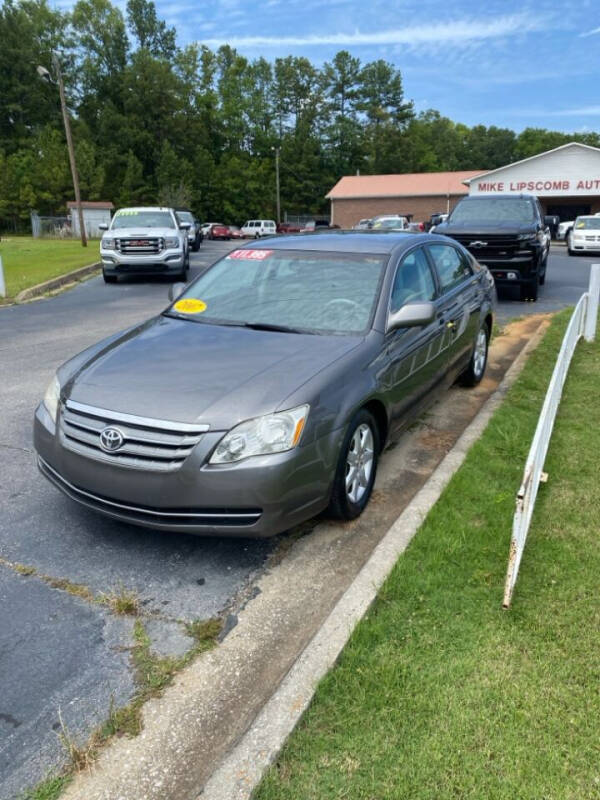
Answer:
top-left (326, 171), bottom-right (481, 228)
top-left (326, 143), bottom-right (600, 229)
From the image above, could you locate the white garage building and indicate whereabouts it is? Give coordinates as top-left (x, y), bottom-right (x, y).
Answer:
top-left (67, 201), bottom-right (113, 238)
top-left (464, 142), bottom-right (600, 221)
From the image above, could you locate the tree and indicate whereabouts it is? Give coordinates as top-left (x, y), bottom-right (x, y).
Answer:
top-left (126, 0), bottom-right (176, 59)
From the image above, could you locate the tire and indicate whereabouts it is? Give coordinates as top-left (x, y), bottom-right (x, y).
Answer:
top-left (103, 271), bottom-right (117, 284)
top-left (328, 409), bottom-right (380, 521)
top-left (192, 235), bottom-right (200, 252)
top-left (521, 274), bottom-right (539, 301)
top-left (459, 323), bottom-right (489, 387)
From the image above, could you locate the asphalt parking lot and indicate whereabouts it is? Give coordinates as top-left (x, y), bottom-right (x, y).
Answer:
top-left (0, 240), bottom-right (596, 799)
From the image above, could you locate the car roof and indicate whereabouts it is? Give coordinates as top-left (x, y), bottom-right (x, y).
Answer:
top-left (251, 231), bottom-right (437, 255)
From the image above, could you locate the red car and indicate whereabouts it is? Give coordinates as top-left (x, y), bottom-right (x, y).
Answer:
top-left (276, 221), bottom-right (303, 234)
top-left (228, 225), bottom-right (245, 239)
top-left (209, 224), bottom-right (230, 240)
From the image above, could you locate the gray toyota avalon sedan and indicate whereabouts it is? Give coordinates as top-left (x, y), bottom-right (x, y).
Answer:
top-left (34, 233), bottom-right (495, 538)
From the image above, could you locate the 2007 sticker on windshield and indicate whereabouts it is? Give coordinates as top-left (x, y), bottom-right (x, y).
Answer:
top-left (227, 249), bottom-right (273, 260)
top-left (174, 298), bottom-right (207, 314)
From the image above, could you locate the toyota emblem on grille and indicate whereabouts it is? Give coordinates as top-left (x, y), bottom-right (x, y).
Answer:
top-left (468, 240), bottom-right (488, 247)
top-left (99, 427), bottom-right (125, 452)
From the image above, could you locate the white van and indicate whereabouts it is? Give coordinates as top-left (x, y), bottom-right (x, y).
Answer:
top-left (241, 219), bottom-right (277, 238)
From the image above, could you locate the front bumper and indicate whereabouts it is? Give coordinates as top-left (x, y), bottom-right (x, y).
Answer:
top-left (570, 240), bottom-right (600, 253)
top-left (34, 403), bottom-right (341, 538)
top-left (101, 248), bottom-right (185, 275)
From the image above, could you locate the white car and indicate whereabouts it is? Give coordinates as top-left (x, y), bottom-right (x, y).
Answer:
top-left (369, 215), bottom-right (409, 231)
top-left (241, 219), bottom-right (277, 238)
top-left (99, 207), bottom-right (189, 283)
top-left (557, 220), bottom-right (574, 241)
top-left (567, 216), bottom-right (600, 255)
top-left (353, 219), bottom-right (371, 230)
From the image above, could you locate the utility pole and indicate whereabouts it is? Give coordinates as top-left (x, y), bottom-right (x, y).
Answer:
top-left (273, 146), bottom-right (281, 224)
top-left (38, 57), bottom-right (87, 247)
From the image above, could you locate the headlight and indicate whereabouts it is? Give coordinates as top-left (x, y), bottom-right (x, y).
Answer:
top-left (102, 237), bottom-right (116, 250)
top-left (164, 236), bottom-right (180, 248)
top-left (43, 374), bottom-right (61, 423)
top-left (517, 233), bottom-right (537, 242)
top-left (209, 404), bottom-right (309, 464)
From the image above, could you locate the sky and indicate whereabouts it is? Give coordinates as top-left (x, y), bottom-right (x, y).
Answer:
top-left (56, 0), bottom-right (600, 134)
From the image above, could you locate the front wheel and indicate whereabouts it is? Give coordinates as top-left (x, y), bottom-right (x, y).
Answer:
top-left (103, 271), bottom-right (117, 284)
top-left (328, 409), bottom-right (380, 521)
top-left (521, 272), bottom-right (539, 301)
top-left (459, 324), bottom-right (489, 387)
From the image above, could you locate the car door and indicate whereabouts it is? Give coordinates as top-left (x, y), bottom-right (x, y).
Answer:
top-left (379, 246), bottom-right (447, 425)
top-left (425, 242), bottom-right (480, 381)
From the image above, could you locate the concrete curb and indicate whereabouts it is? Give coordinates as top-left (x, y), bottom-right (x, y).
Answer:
top-left (15, 262), bottom-right (101, 303)
top-left (200, 319), bottom-right (550, 800)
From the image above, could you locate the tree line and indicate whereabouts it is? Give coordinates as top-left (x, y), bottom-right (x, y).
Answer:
top-left (1, 0), bottom-right (599, 231)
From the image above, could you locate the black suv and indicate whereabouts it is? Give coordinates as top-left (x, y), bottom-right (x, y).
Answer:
top-left (435, 195), bottom-right (550, 300)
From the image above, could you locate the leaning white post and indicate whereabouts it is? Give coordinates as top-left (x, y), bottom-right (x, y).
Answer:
top-left (0, 255), bottom-right (5, 298)
top-left (584, 264), bottom-right (600, 342)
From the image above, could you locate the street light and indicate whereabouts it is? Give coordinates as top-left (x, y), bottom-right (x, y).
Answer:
top-left (271, 146), bottom-right (281, 225)
top-left (37, 55), bottom-right (87, 247)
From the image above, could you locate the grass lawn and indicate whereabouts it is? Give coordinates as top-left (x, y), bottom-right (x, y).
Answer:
top-left (0, 237), bottom-right (99, 300)
top-left (255, 310), bottom-right (600, 800)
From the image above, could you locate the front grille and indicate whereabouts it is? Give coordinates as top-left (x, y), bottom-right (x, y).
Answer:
top-left (584, 235), bottom-right (600, 242)
top-left (449, 233), bottom-right (524, 261)
top-left (60, 400), bottom-right (208, 472)
top-left (116, 237), bottom-right (164, 255)
top-left (39, 457), bottom-right (262, 527)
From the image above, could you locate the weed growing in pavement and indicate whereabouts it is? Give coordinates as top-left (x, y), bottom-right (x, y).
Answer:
top-left (20, 774), bottom-right (71, 800)
top-left (100, 584), bottom-right (140, 616)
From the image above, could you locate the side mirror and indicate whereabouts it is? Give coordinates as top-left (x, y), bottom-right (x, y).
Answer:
top-left (168, 282), bottom-right (187, 302)
top-left (387, 301), bottom-right (436, 333)
top-left (179, 222), bottom-right (191, 231)
top-left (98, 223), bottom-right (108, 231)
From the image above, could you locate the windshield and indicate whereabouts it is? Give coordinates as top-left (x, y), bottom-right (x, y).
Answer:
top-left (574, 217), bottom-right (600, 230)
top-left (112, 210), bottom-right (175, 229)
top-left (166, 248), bottom-right (387, 335)
top-left (176, 211), bottom-right (194, 224)
top-left (449, 198), bottom-right (535, 224)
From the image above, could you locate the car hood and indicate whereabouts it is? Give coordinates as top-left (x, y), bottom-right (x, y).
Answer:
top-left (436, 221), bottom-right (536, 235)
top-left (66, 316), bottom-right (362, 430)
top-left (105, 226), bottom-right (181, 238)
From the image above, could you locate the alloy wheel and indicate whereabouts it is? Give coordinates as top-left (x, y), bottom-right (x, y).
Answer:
top-left (345, 423), bottom-right (375, 504)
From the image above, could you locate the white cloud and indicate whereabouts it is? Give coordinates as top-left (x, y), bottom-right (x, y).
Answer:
top-left (197, 13), bottom-right (545, 48)
top-left (548, 106), bottom-right (600, 116)
top-left (579, 25), bottom-right (600, 36)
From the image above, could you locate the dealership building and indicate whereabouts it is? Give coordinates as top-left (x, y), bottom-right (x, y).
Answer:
top-left (327, 142), bottom-right (600, 227)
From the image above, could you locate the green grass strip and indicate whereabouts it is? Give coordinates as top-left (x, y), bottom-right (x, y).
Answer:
top-left (255, 310), bottom-right (600, 800)
top-left (0, 237), bottom-right (98, 299)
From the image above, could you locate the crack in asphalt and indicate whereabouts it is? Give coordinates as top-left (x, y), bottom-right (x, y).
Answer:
top-left (0, 442), bottom-right (32, 453)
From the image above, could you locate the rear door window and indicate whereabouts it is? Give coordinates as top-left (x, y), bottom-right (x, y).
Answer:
top-left (427, 244), bottom-right (472, 293)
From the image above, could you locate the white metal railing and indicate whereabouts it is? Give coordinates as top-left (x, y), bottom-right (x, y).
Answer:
top-left (503, 264), bottom-right (600, 608)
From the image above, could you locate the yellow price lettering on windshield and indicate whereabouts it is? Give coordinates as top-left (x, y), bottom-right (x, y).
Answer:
top-left (576, 222), bottom-right (585, 228)
top-left (117, 210), bottom-right (138, 216)
top-left (174, 298), bottom-right (207, 314)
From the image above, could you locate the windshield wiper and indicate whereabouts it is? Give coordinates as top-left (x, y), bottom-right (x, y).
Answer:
top-left (242, 321), bottom-right (308, 334)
